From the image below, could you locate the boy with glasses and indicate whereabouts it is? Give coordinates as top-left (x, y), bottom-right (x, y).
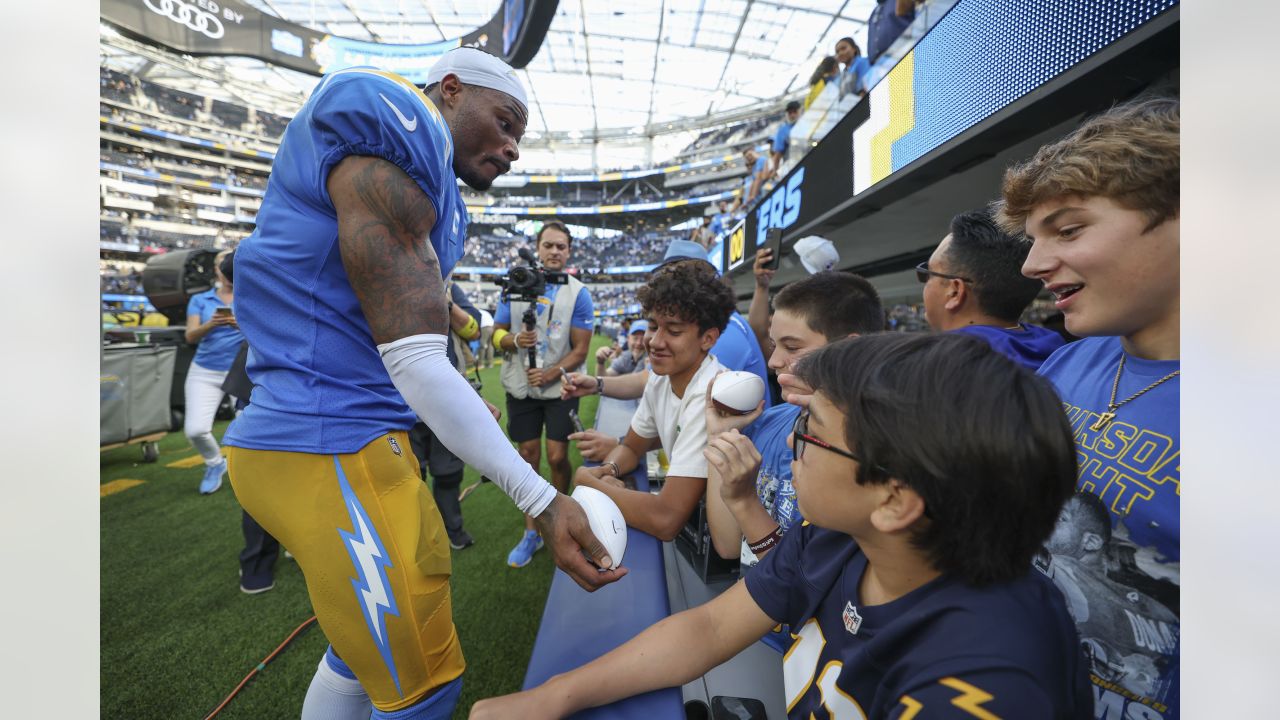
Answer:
top-left (471, 333), bottom-right (1091, 719)
top-left (999, 96), bottom-right (1181, 718)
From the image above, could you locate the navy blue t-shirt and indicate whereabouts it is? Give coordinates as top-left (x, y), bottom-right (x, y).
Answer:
top-left (952, 324), bottom-right (1065, 371)
top-left (746, 523), bottom-right (1092, 718)
top-left (868, 0), bottom-right (916, 63)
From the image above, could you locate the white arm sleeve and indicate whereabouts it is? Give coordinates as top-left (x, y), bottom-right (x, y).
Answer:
top-left (378, 334), bottom-right (556, 517)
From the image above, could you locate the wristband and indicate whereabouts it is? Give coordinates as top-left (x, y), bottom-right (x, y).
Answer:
top-left (747, 526), bottom-right (784, 555)
top-left (596, 376), bottom-right (605, 395)
top-left (457, 315), bottom-right (479, 340)
top-left (492, 328), bottom-right (510, 350)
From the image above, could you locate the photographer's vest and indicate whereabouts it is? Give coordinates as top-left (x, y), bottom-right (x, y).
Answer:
top-left (501, 276), bottom-right (586, 400)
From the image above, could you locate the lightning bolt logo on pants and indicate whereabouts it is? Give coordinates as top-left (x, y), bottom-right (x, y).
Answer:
top-left (334, 456), bottom-right (403, 696)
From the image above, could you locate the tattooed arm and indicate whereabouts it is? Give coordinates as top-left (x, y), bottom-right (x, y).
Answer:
top-left (327, 155), bottom-right (625, 591)
top-left (330, 155), bottom-right (449, 342)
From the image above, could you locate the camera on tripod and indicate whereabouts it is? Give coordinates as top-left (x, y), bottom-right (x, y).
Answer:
top-left (492, 246), bottom-right (570, 370)
top-left (493, 246), bottom-right (569, 303)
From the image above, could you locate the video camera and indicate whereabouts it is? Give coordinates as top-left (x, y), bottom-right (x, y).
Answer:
top-left (492, 246), bottom-right (570, 370)
top-left (492, 246), bottom-right (569, 303)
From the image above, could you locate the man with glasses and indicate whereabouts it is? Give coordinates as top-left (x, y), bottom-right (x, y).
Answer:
top-left (918, 208), bottom-right (1064, 370)
top-left (471, 333), bottom-right (1091, 719)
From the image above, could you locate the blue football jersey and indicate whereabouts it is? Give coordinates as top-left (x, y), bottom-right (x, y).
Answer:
top-left (746, 524), bottom-right (1092, 719)
top-left (224, 68), bottom-right (468, 454)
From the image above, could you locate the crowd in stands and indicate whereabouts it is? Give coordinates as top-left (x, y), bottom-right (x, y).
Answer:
top-left (100, 263), bottom-right (144, 295)
top-left (459, 232), bottom-right (673, 271)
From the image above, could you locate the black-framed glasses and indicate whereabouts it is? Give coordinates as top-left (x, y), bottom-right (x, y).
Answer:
top-left (791, 411), bottom-right (862, 463)
top-left (915, 261), bottom-right (972, 285)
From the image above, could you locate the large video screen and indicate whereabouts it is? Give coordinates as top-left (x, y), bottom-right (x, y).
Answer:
top-left (730, 0), bottom-right (1177, 273)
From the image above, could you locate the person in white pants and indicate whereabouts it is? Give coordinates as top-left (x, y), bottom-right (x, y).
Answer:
top-left (183, 250), bottom-right (244, 494)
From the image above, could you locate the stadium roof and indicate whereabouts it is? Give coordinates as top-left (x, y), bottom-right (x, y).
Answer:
top-left (101, 0), bottom-right (876, 146)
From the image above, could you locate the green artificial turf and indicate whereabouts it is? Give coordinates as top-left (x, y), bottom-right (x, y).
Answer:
top-left (100, 334), bottom-right (612, 718)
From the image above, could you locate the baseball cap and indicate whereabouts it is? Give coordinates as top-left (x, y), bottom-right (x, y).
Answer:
top-left (629, 320), bottom-right (649, 334)
top-left (793, 235), bottom-right (840, 274)
top-left (657, 239), bottom-right (718, 274)
top-left (426, 47), bottom-right (527, 112)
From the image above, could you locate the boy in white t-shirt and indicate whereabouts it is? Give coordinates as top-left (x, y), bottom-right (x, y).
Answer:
top-left (573, 261), bottom-right (736, 541)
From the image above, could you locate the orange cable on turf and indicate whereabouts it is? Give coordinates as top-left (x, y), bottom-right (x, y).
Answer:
top-left (203, 615), bottom-right (319, 720)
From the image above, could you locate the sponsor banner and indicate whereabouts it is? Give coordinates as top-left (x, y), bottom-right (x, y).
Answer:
top-left (101, 0), bottom-right (551, 75)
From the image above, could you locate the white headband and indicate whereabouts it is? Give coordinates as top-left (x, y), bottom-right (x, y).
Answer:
top-left (426, 47), bottom-right (527, 112)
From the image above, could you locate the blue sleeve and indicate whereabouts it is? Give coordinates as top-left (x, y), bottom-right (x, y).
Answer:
top-left (853, 57), bottom-right (871, 92)
top-left (744, 522), bottom-right (809, 624)
top-left (753, 156), bottom-right (767, 175)
top-left (302, 69), bottom-right (452, 218)
top-left (571, 288), bottom-right (595, 331)
top-left (772, 125), bottom-right (788, 153)
top-left (494, 299), bottom-right (512, 326)
top-left (186, 292), bottom-right (204, 322)
top-left (887, 669), bottom-right (1054, 719)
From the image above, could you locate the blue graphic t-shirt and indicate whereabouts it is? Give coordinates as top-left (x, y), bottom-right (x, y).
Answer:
top-left (1037, 336), bottom-right (1180, 719)
top-left (746, 524), bottom-right (1092, 719)
top-left (224, 68), bottom-right (468, 454)
top-left (186, 289), bottom-right (244, 372)
top-left (740, 402), bottom-right (802, 567)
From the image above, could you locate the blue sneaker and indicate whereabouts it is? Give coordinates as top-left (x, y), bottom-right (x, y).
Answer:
top-left (199, 459), bottom-right (226, 495)
top-left (506, 530), bottom-right (543, 568)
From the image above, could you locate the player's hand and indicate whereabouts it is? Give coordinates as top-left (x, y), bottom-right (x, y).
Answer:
top-left (704, 372), bottom-right (765, 437)
top-left (561, 372), bottom-right (596, 400)
top-left (704, 430), bottom-right (762, 506)
top-left (777, 372), bottom-right (814, 408)
top-left (753, 248), bottom-right (776, 287)
top-left (533, 493), bottom-right (628, 591)
top-left (567, 430), bottom-right (618, 462)
top-left (483, 399), bottom-right (501, 422)
top-left (595, 346), bottom-right (615, 364)
top-left (515, 329), bottom-right (538, 349)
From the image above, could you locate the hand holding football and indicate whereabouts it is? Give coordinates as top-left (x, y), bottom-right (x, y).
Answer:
top-left (710, 371), bottom-right (766, 416)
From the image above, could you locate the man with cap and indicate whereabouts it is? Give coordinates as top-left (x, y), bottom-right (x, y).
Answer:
top-left (222, 48), bottom-right (623, 720)
top-left (597, 319), bottom-right (649, 376)
top-left (564, 240), bottom-right (768, 462)
top-left (768, 100), bottom-right (802, 179)
top-left (918, 208), bottom-right (1064, 370)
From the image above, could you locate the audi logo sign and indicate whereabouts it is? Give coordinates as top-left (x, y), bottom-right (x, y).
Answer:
top-left (143, 0), bottom-right (224, 40)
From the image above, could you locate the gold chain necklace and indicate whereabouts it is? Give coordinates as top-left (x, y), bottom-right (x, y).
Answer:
top-left (1090, 354), bottom-right (1180, 431)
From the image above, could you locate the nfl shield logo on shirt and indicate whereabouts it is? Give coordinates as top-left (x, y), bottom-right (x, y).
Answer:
top-left (842, 601), bottom-right (862, 635)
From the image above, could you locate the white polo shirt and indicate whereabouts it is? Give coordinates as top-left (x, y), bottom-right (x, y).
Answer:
top-left (630, 354), bottom-right (725, 478)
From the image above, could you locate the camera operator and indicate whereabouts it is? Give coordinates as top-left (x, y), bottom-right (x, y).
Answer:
top-left (493, 220), bottom-right (595, 569)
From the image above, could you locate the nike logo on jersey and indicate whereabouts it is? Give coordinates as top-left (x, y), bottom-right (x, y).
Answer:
top-left (379, 93), bottom-right (417, 132)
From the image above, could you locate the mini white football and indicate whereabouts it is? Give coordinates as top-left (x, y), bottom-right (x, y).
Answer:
top-left (571, 485), bottom-right (627, 570)
top-left (710, 371), bottom-right (766, 415)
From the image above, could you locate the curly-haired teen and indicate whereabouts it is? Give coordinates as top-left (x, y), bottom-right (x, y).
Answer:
top-left (574, 260), bottom-right (735, 541)
top-left (998, 96), bottom-right (1182, 716)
